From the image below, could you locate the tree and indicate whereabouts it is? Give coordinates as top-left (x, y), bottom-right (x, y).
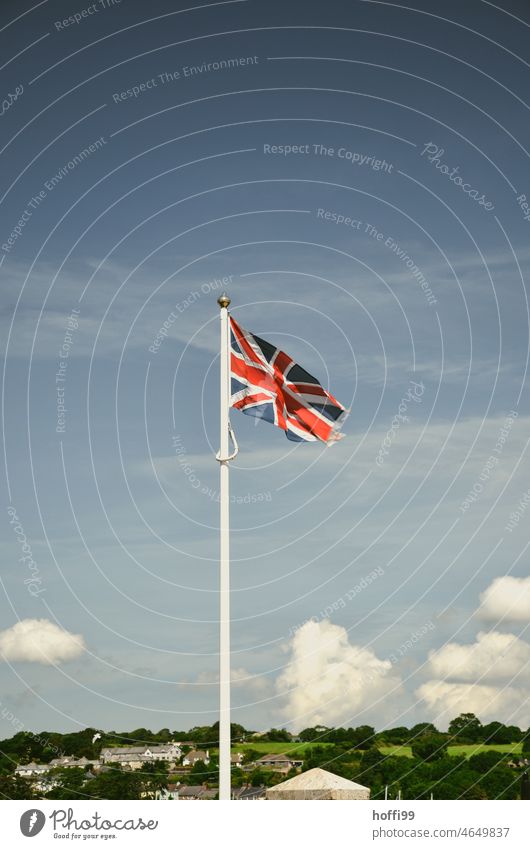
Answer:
top-left (154, 728), bottom-right (172, 743)
top-left (45, 767), bottom-right (87, 800)
top-left (304, 745), bottom-right (334, 770)
top-left (345, 726), bottom-right (376, 749)
top-left (128, 728), bottom-right (154, 743)
top-left (298, 728), bottom-right (320, 742)
top-left (0, 774), bottom-right (35, 799)
top-left (138, 761), bottom-right (169, 799)
top-left (468, 751), bottom-right (507, 772)
top-left (476, 763), bottom-right (519, 800)
top-left (378, 726), bottom-right (409, 745)
top-left (411, 733), bottom-right (449, 762)
top-left (242, 748), bottom-right (261, 765)
top-left (249, 768), bottom-right (266, 786)
top-left (231, 767), bottom-right (245, 787)
top-left (481, 722), bottom-right (517, 744)
top-left (84, 766), bottom-right (141, 800)
top-left (263, 728), bottom-right (291, 742)
top-left (408, 723), bottom-right (438, 740)
top-left (189, 758), bottom-right (218, 786)
top-left (448, 713), bottom-right (482, 743)
top-left (356, 747), bottom-right (385, 789)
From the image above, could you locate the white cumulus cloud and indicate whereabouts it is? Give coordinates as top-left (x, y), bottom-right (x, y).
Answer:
top-left (276, 619), bottom-right (403, 730)
top-left (479, 576), bottom-right (530, 622)
top-left (0, 619), bottom-right (86, 665)
top-left (427, 631), bottom-right (530, 683)
top-left (416, 680), bottom-right (530, 729)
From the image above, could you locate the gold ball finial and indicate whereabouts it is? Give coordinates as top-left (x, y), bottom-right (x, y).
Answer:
top-left (217, 293), bottom-right (231, 308)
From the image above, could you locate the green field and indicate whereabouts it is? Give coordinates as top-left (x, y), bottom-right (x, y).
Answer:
top-left (234, 741), bottom-right (524, 759)
top-left (379, 743), bottom-right (523, 759)
top-left (235, 741), bottom-right (333, 755)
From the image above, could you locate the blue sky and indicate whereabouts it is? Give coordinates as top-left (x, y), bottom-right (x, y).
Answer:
top-left (1, 0), bottom-right (530, 736)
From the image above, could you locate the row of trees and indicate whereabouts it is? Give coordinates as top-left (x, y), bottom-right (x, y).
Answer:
top-left (1, 714), bottom-right (528, 777)
top-left (0, 762), bottom-right (172, 801)
top-left (302, 744), bottom-right (524, 800)
top-left (300, 715), bottom-right (530, 747)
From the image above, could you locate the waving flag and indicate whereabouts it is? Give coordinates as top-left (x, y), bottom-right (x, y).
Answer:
top-left (229, 316), bottom-right (347, 443)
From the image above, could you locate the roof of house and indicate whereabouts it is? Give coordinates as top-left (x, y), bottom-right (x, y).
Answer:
top-left (233, 785), bottom-right (266, 799)
top-left (101, 744), bottom-right (179, 756)
top-left (268, 768), bottom-right (370, 792)
top-left (16, 761), bottom-right (47, 771)
top-left (177, 784), bottom-right (217, 799)
top-left (256, 753), bottom-right (294, 763)
top-left (49, 756), bottom-right (96, 767)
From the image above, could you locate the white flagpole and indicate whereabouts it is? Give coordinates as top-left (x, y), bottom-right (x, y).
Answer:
top-left (217, 293), bottom-right (231, 800)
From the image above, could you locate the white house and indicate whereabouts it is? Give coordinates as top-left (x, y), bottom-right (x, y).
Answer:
top-left (49, 756), bottom-right (98, 769)
top-left (100, 741), bottom-right (182, 768)
top-left (15, 762), bottom-right (50, 778)
top-left (182, 749), bottom-right (210, 767)
top-left (15, 756), bottom-right (98, 779)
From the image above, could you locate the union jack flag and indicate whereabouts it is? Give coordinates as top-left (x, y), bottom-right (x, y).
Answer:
top-left (229, 316), bottom-right (347, 443)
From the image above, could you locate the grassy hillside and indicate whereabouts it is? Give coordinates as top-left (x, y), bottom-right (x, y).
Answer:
top-left (379, 743), bottom-right (523, 759)
top-left (235, 741), bottom-right (334, 755)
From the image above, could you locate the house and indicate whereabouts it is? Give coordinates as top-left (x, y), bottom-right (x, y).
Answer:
top-left (182, 749), bottom-right (210, 766)
top-left (33, 775), bottom-right (61, 794)
top-left (15, 756), bottom-right (98, 782)
top-left (232, 784), bottom-right (266, 800)
top-left (255, 753), bottom-right (303, 772)
top-left (48, 756), bottom-right (98, 770)
top-left (230, 752), bottom-right (244, 765)
top-left (266, 768), bottom-right (370, 800)
top-left (175, 784), bottom-right (217, 800)
top-left (158, 782), bottom-right (180, 800)
top-left (100, 742), bottom-right (182, 769)
top-left (15, 762), bottom-right (51, 778)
